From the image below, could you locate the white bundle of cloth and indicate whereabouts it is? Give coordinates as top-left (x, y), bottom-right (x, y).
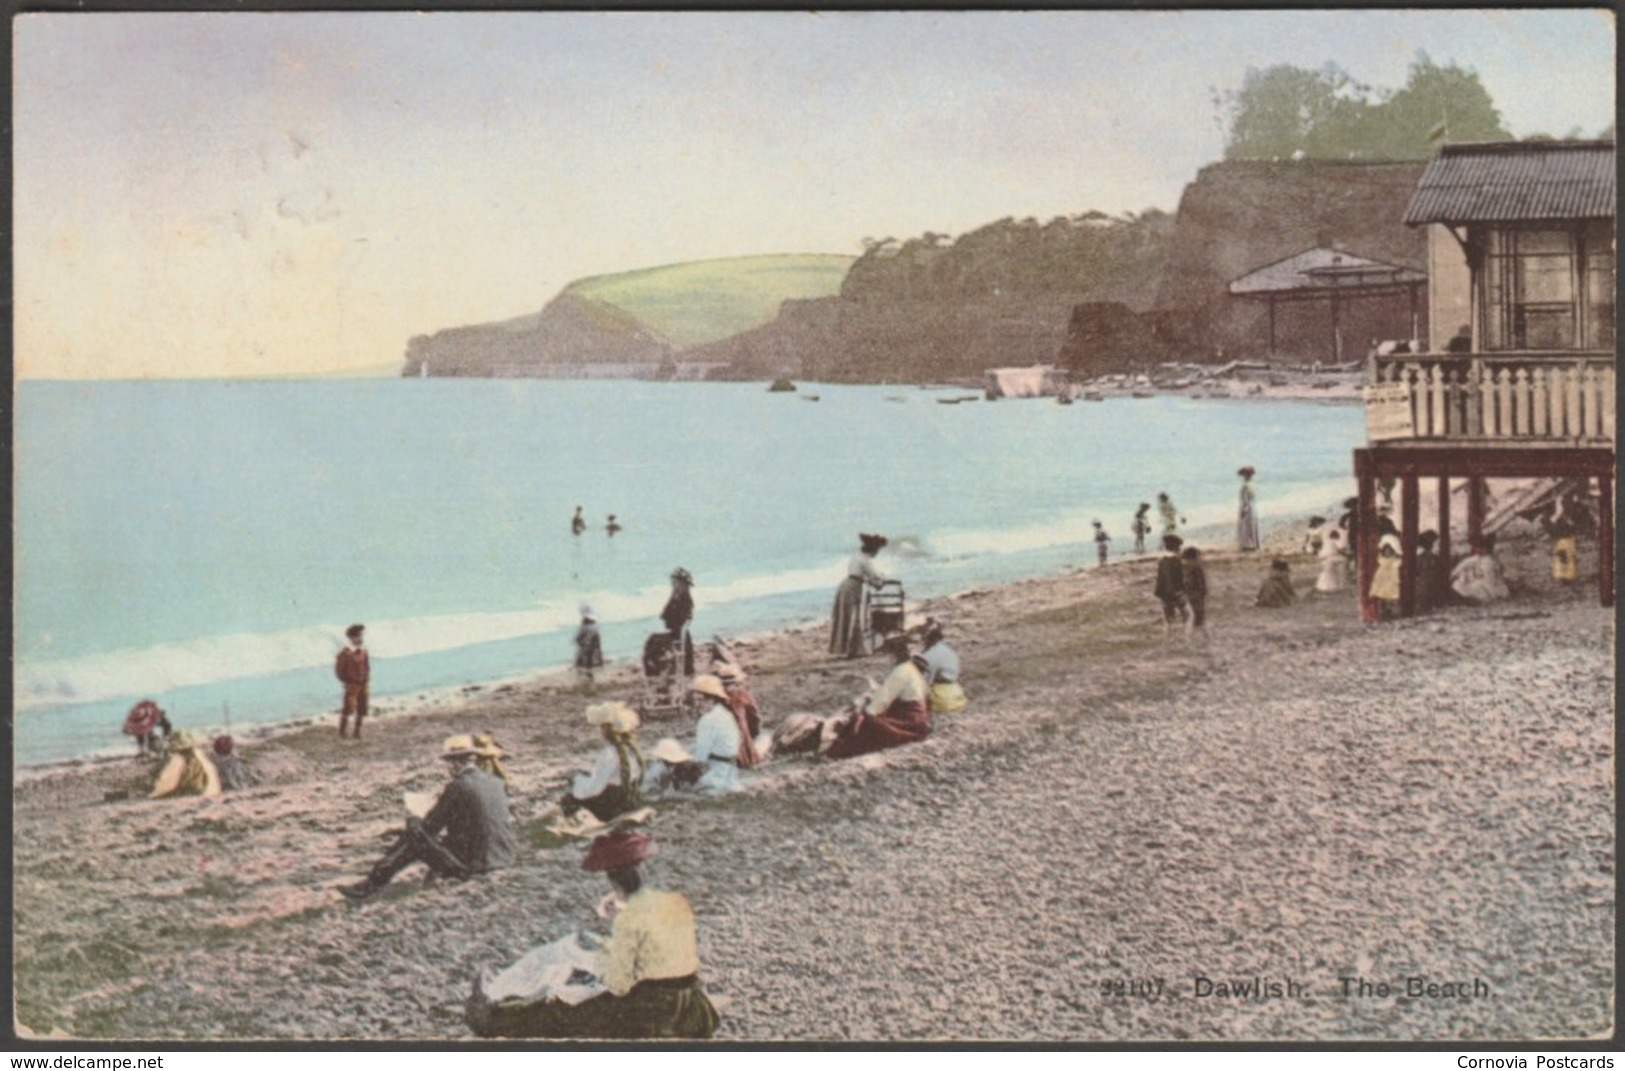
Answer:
top-left (480, 933), bottom-right (607, 1007)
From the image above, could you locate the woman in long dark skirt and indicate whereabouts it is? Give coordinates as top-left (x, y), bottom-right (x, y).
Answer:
top-left (829, 533), bottom-right (887, 658)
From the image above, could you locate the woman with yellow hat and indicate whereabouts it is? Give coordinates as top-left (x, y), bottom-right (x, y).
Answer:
top-left (149, 730), bottom-right (223, 799)
top-left (645, 675), bottom-right (743, 796)
top-left (561, 703), bottom-right (645, 822)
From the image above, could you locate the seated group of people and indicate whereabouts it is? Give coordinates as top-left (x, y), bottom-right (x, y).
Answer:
top-left (1261, 513), bottom-right (1526, 615)
top-left (133, 706), bottom-right (259, 800)
top-left (327, 727), bottom-right (713, 1039)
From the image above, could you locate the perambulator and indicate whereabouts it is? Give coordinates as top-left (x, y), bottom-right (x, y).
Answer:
top-left (641, 631), bottom-right (690, 717)
top-left (865, 579), bottom-right (906, 653)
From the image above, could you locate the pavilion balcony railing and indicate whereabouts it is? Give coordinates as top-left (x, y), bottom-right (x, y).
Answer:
top-left (1369, 351), bottom-right (1615, 445)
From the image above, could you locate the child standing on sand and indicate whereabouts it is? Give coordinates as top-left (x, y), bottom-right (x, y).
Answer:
top-left (1369, 543), bottom-right (1402, 622)
top-left (1092, 520), bottom-right (1111, 566)
top-left (1132, 503), bottom-right (1151, 555)
top-left (1154, 534), bottom-right (1189, 640)
top-left (1182, 545), bottom-right (1209, 642)
top-left (574, 605), bottom-right (604, 687)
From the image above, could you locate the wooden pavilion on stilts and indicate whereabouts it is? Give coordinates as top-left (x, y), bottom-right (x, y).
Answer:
top-left (1353, 140), bottom-right (1616, 623)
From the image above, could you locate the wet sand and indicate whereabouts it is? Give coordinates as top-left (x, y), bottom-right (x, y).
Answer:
top-left (12, 522), bottom-right (1613, 1042)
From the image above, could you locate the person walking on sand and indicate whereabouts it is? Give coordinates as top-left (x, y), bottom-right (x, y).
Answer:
top-left (1157, 492), bottom-right (1180, 536)
top-left (573, 605), bottom-right (604, 688)
top-left (1236, 467), bottom-right (1260, 552)
top-left (336, 624), bottom-right (370, 739)
top-left (1092, 520), bottom-right (1111, 566)
top-left (572, 506), bottom-right (586, 537)
top-left (1182, 545), bottom-right (1210, 642)
top-left (661, 568), bottom-right (695, 677)
top-left (339, 734), bottom-right (517, 900)
top-left (1154, 534), bottom-right (1190, 640)
top-left (830, 533), bottom-right (887, 659)
top-left (606, 514), bottom-right (623, 537)
top-left (1131, 503), bottom-right (1152, 556)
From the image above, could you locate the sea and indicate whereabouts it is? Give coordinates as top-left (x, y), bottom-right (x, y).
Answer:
top-left (14, 379), bottom-right (1364, 766)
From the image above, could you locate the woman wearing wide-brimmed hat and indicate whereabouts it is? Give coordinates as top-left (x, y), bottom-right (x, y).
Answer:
top-left (561, 702), bottom-right (646, 822)
top-left (829, 533), bottom-right (888, 659)
top-left (1236, 466), bottom-right (1261, 552)
top-left (469, 831), bottom-right (718, 1039)
top-left (644, 675), bottom-right (744, 796)
top-left (149, 730), bottom-right (223, 800)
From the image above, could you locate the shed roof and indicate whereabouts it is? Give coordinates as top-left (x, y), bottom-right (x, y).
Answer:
top-left (1403, 140), bottom-right (1615, 225)
top-left (1229, 247), bottom-right (1426, 297)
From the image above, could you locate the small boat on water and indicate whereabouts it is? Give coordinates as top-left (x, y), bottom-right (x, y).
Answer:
top-left (802, 393), bottom-right (821, 402)
top-left (1083, 392), bottom-right (1105, 401)
top-left (768, 378), bottom-right (797, 393)
top-left (1131, 390), bottom-right (1156, 398)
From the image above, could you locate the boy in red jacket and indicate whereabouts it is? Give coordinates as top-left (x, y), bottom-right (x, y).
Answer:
top-left (336, 623), bottom-right (370, 738)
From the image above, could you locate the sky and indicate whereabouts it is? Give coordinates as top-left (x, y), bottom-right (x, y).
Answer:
top-left (13, 9), bottom-right (1616, 379)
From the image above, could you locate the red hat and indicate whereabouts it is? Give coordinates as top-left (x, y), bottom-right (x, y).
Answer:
top-left (213, 735), bottom-right (235, 757)
top-left (582, 831), bottom-right (657, 872)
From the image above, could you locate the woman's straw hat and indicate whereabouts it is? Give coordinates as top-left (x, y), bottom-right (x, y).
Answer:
top-left (689, 674), bottom-right (729, 702)
top-left (585, 701), bottom-right (640, 733)
top-left (439, 734), bottom-right (479, 759)
top-left (652, 738), bottom-right (694, 764)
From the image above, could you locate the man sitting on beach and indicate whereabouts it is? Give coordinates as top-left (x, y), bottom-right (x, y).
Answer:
top-left (339, 734), bottom-right (517, 901)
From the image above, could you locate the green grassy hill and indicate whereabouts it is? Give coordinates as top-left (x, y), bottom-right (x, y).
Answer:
top-left (564, 254), bottom-right (855, 348)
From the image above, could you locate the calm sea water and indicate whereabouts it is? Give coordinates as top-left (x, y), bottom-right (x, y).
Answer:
top-left (14, 379), bottom-right (1363, 764)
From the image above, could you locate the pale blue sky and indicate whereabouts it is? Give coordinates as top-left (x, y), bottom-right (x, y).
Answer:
top-left (14, 10), bottom-right (1615, 378)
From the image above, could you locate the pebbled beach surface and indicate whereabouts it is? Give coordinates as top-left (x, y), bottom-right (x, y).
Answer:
top-left (12, 526), bottom-right (1614, 1042)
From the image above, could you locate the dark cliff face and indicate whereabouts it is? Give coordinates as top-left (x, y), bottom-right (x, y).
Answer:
top-left (1152, 159), bottom-right (1429, 360)
top-left (402, 292), bottom-right (666, 377)
top-left (695, 214), bottom-right (1176, 382)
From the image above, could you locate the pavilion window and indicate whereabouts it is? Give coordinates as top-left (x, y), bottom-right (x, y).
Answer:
top-left (1482, 227), bottom-right (1579, 351)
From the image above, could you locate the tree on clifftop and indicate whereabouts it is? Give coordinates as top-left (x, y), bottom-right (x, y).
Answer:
top-left (1220, 53), bottom-right (1510, 161)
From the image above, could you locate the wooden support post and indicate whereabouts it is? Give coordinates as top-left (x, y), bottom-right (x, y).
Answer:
top-left (1355, 450), bottom-right (1379, 624)
top-left (1331, 293), bottom-right (1342, 365)
top-left (1467, 476), bottom-right (1486, 547)
top-left (1436, 475), bottom-right (1453, 597)
top-left (1401, 470), bottom-right (1420, 617)
top-left (1598, 473), bottom-right (1615, 609)
top-left (1268, 296), bottom-right (1276, 359)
